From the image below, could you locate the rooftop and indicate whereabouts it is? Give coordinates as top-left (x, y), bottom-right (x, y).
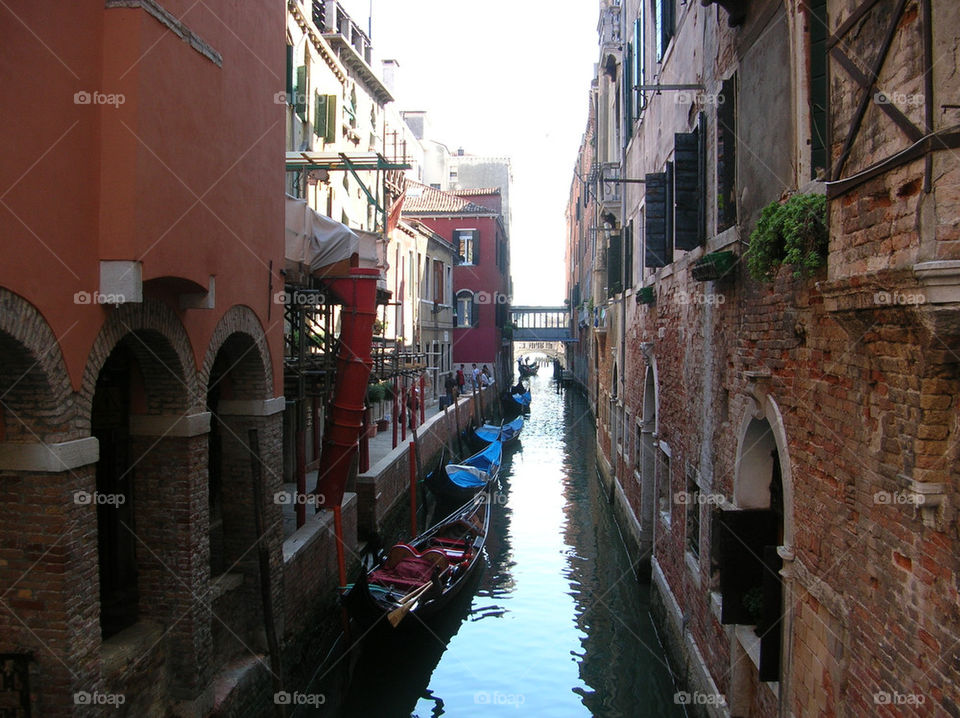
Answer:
top-left (401, 181), bottom-right (497, 216)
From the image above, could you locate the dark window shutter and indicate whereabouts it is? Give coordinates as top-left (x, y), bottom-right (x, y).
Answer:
top-left (607, 233), bottom-right (622, 297)
top-left (633, 15), bottom-right (644, 113)
top-left (324, 95), bottom-right (337, 143)
top-left (712, 508), bottom-right (778, 625)
top-left (295, 66), bottom-right (307, 120)
top-left (717, 75), bottom-right (738, 231)
top-left (674, 127), bottom-right (705, 251)
top-left (314, 92), bottom-right (324, 137)
top-left (759, 545), bottom-right (783, 682)
top-left (645, 172), bottom-right (668, 269)
top-left (662, 0), bottom-right (675, 54)
top-left (472, 230), bottom-right (479, 265)
top-left (809, 0), bottom-right (828, 179)
top-left (285, 45), bottom-right (294, 100)
top-left (624, 42), bottom-right (634, 142)
top-left (624, 221), bottom-right (634, 289)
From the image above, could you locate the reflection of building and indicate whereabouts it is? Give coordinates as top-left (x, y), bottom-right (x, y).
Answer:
top-left (569, 0), bottom-right (960, 715)
top-left (0, 2), bottom-right (284, 714)
top-left (402, 181), bottom-right (512, 383)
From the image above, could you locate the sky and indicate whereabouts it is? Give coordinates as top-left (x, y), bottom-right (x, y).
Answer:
top-left (339, 0), bottom-right (599, 305)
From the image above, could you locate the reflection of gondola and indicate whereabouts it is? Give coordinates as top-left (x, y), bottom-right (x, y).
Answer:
top-left (425, 440), bottom-right (502, 505)
top-left (343, 491), bottom-right (491, 630)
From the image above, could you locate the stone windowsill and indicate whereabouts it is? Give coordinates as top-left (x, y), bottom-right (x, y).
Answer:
top-left (101, 620), bottom-right (164, 680)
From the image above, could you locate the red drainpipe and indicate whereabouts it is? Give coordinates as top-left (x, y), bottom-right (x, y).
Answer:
top-left (312, 268), bottom-right (379, 587)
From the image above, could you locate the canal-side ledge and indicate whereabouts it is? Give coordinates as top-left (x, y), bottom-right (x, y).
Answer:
top-left (355, 384), bottom-right (499, 542)
top-left (583, 376), bottom-right (728, 718)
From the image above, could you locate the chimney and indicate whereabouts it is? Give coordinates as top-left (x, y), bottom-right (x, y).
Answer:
top-left (381, 58), bottom-right (399, 94)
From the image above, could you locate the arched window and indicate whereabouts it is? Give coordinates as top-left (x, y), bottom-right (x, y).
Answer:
top-left (456, 290), bottom-right (477, 328)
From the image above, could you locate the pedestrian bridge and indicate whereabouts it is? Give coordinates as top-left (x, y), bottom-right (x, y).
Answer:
top-left (510, 306), bottom-right (574, 342)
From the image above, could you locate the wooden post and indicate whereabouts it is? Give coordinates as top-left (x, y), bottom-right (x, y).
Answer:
top-left (401, 378), bottom-right (407, 442)
top-left (408, 440), bottom-right (417, 534)
top-left (419, 373), bottom-right (425, 424)
top-left (248, 429), bottom-right (286, 718)
top-left (392, 376), bottom-right (398, 449)
top-left (453, 392), bottom-right (464, 457)
top-left (295, 430), bottom-right (306, 530)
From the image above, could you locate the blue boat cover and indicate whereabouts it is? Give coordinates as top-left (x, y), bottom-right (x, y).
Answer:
top-left (445, 440), bottom-right (502, 487)
top-left (475, 416), bottom-right (524, 443)
top-left (511, 390), bottom-right (532, 407)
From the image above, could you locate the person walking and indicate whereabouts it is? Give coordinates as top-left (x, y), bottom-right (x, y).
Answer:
top-left (471, 363), bottom-right (480, 390)
top-left (456, 364), bottom-right (466, 393)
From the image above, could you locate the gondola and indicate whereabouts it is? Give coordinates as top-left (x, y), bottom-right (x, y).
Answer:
top-left (425, 439), bottom-right (502, 504)
top-left (503, 386), bottom-right (532, 418)
top-left (518, 362), bottom-right (539, 377)
top-left (342, 490), bottom-right (490, 629)
top-left (469, 415), bottom-right (523, 450)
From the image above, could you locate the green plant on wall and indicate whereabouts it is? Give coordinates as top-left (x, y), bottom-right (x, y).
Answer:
top-left (746, 193), bottom-right (827, 281)
top-left (366, 382), bottom-right (385, 405)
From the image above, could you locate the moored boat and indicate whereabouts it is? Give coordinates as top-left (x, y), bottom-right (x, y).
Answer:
top-left (470, 415), bottom-right (523, 449)
top-left (426, 439), bottom-right (502, 504)
top-left (342, 491), bottom-right (490, 629)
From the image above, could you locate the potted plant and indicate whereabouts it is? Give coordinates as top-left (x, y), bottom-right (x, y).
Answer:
top-left (637, 285), bottom-right (656, 305)
top-left (746, 192), bottom-right (827, 281)
top-left (692, 250), bottom-right (737, 282)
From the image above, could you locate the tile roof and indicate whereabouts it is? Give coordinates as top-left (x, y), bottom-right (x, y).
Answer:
top-left (401, 181), bottom-right (496, 216)
top-left (452, 187), bottom-right (501, 197)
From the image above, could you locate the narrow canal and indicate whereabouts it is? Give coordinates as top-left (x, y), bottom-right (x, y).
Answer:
top-left (313, 375), bottom-right (685, 717)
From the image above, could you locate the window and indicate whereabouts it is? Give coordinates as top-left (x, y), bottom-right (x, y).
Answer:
top-left (456, 290), bottom-right (477, 328)
top-left (295, 65), bottom-right (307, 122)
top-left (686, 469), bottom-right (700, 557)
top-left (656, 442), bottom-right (671, 523)
top-left (314, 93), bottom-right (337, 143)
top-left (433, 260), bottom-right (444, 304)
top-left (633, 10), bottom-right (645, 115)
top-left (644, 164), bottom-right (673, 269)
top-left (607, 232), bottom-right (622, 296)
top-left (653, 0), bottom-right (675, 61)
top-left (623, 41), bottom-right (634, 142)
top-left (285, 45), bottom-right (294, 103)
top-left (445, 266), bottom-right (452, 306)
top-left (717, 75), bottom-right (738, 232)
top-left (453, 229), bottom-right (478, 265)
top-left (674, 120), bottom-right (706, 251)
top-left (808, 0), bottom-right (828, 179)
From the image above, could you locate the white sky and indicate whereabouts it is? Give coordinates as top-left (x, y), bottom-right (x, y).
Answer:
top-left (339, 0), bottom-right (599, 305)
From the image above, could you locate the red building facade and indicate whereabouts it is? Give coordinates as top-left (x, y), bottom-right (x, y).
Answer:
top-left (402, 183), bottom-right (512, 382)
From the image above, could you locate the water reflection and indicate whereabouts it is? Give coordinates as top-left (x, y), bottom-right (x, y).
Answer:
top-left (315, 376), bottom-right (682, 717)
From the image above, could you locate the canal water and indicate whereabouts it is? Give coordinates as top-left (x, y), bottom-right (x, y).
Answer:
top-left (311, 374), bottom-right (684, 717)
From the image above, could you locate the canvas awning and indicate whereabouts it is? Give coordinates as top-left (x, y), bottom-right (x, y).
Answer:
top-left (284, 194), bottom-right (358, 274)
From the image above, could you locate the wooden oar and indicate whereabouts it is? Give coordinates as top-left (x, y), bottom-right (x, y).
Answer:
top-left (386, 581), bottom-right (434, 627)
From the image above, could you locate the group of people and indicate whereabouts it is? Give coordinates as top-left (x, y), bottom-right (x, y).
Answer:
top-left (443, 363), bottom-right (495, 404)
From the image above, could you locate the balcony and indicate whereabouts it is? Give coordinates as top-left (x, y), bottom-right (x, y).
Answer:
top-left (599, 162), bottom-right (622, 208)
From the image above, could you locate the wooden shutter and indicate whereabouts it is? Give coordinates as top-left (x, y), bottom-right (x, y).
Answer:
top-left (295, 66), bottom-right (306, 120)
top-left (717, 75), bottom-right (737, 231)
top-left (314, 92), bottom-right (325, 137)
top-left (674, 126), bottom-right (705, 251)
top-left (470, 230), bottom-right (478, 265)
top-left (759, 545), bottom-right (783, 682)
top-left (607, 233), bottom-right (622, 297)
top-left (645, 172), bottom-right (668, 268)
top-left (324, 95), bottom-right (337, 144)
top-left (808, 0), bottom-right (828, 179)
top-left (712, 508), bottom-right (778, 625)
top-left (633, 15), bottom-right (644, 113)
top-left (624, 221), bottom-right (633, 289)
top-left (285, 45), bottom-right (294, 100)
top-left (623, 42), bottom-right (634, 142)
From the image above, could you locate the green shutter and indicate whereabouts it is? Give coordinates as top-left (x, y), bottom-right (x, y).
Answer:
top-left (314, 92), bottom-right (325, 137)
top-left (624, 42), bottom-right (633, 142)
top-left (607, 233), bottom-right (622, 297)
top-left (645, 172), bottom-right (668, 268)
top-left (324, 94), bottom-right (337, 143)
top-left (295, 66), bottom-right (306, 120)
top-left (809, 0), bottom-right (828, 178)
top-left (624, 221), bottom-right (634, 289)
top-left (674, 125), bottom-right (705, 251)
top-left (633, 15), bottom-right (644, 113)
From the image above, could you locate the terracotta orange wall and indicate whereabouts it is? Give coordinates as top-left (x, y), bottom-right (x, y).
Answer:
top-left (0, 1), bottom-right (285, 394)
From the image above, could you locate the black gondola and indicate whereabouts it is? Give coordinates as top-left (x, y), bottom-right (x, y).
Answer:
top-left (425, 439), bottom-right (502, 505)
top-left (342, 490), bottom-right (490, 629)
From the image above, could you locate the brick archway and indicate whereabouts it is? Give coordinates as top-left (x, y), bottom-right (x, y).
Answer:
top-left (0, 288), bottom-right (75, 442)
top-left (199, 305), bottom-right (273, 401)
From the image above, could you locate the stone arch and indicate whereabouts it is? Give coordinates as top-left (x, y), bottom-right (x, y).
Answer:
top-left (0, 288), bottom-right (76, 442)
top-left (79, 299), bottom-right (199, 424)
top-left (734, 390), bottom-right (794, 547)
top-left (199, 305), bottom-right (273, 401)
